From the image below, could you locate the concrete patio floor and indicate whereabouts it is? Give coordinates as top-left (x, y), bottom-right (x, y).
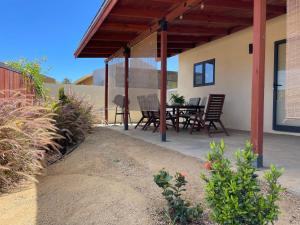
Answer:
top-left (109, 125), bottom-right (300, 195)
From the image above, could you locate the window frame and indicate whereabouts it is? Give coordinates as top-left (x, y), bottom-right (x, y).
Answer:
top-left (193, 59), bottom-right (215, 87)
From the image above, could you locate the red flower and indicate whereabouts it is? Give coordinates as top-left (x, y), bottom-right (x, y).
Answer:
top-left (204, 161), bottom-right (212, 171)
top-left (180, 172), bottom-right (188, 177)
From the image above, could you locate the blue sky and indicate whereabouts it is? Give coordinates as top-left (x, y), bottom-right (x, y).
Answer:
top-left (0, 0), bottom-right (178, 83)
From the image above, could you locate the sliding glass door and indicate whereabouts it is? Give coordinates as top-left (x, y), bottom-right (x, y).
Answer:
top-left (273, 40), bottom-right (300, 132)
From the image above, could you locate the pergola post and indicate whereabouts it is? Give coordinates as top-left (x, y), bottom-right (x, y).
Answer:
top-left (124, 47), bottom-right (130, 131)
top-left (251, 0), bottom-right (266, 168)
top-left (160, 20), bottom-right (168, 142)
top-left (105, 60), bottom-right (109, 124)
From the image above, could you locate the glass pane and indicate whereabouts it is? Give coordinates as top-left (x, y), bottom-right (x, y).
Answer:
top-left (275, 42), bottom-right (300, 127)
top-left (194, 64), bottom-right (203, 85)
top-left (205, 62), bottom-right (214, 84)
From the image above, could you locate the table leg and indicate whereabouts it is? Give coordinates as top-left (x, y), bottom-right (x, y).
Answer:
top-left (176, 107), bottom-right (179, 132)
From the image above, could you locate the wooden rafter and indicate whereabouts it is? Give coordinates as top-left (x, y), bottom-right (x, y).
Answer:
top-left (75, 0), bottom-right (287, 59)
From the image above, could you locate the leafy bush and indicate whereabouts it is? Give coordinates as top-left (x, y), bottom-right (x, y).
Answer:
top-left (53, 90), bottom-right (94, 152)
top-left (0, 92), bottom-right (61, 191)
top-left (154, 169), bottom-right (203, 224)
top-left (6, 58), bottom-right (48, 99)
top-left (201, 140), bottom-right (284, 225)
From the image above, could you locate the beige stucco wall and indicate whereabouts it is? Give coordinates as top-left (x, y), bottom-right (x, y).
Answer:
top-left (45, 83), bottom-right (148, 124)
top-left (178, 15), bottom-right (298, 136)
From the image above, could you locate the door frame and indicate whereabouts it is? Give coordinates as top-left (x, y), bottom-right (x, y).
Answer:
top-left (273, 39), bottom-right (300, 132)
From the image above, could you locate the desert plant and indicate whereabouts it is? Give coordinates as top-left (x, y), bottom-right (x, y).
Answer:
top-left (53, 92), bottom-right (94, 153)
top-left (170, 93), bottom-right (185, 105)
top-left (0, 91), bottom-right (61, 192)
top-left (6, 58), bottom-right (48, 99)
top-left (58, 87), bottom-right (69, 105)
top-left (154, 169), bottom-right (203, 224)
top-left (201, 140), bottom-right (284, 225)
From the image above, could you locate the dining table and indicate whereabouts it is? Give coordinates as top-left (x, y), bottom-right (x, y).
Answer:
top-left (166, 104), bottom-right (205, 132)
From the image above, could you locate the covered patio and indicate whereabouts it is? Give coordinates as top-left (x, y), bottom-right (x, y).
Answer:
top-left (75, 0), bottom-right (289, 168)
top-left (110, 124), bottom-right (300, 195)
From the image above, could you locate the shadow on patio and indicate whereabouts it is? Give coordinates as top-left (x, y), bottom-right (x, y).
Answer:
top-left (110, 125), bottom-right (300, 195)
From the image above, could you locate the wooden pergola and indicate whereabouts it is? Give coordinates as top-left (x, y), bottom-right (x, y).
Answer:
top-left (75, 0), bottom-right (286, 167)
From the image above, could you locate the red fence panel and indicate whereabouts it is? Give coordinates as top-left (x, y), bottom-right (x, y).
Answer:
top-left (0, 62), bottom-right (35, 100)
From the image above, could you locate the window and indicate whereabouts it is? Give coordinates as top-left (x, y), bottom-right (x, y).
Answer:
top-left (193, 59), bottom-right (215, 87)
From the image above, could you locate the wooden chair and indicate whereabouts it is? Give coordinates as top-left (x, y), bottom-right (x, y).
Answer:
top-left (113, 95), bottom-right (131, 125)
top-left (189, 94), bottom-right (229, 136)
top-left (135, 95), bottom-right (151, 129)
top-left (180, 97), bottom-right (201, 128)
top-left (145, 93), bottom-right (175, 132)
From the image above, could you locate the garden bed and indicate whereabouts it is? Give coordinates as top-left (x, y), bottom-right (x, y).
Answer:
top-left (0, 127), bottom-right (300, 225)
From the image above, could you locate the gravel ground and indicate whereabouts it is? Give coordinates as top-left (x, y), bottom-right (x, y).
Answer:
top-left (0, 127), bottom-right (300, 225)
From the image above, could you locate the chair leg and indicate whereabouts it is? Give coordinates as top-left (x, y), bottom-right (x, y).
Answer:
top-left (143, 117), bottom-right (152, 130)
top-left (219, 120), bottom-right (229, 136)
top-left (114, 107), bottom-right (117, 125)
top-left (211, 121), bottom-right (218, 130)
top-left (129, 113), bottom-right (132, 125)
top-left (135, 117), bottom-right (144, 129)
top-left (190, 118), bottom-right (200, 134)
top-left (153, 118), bottom-right (159, 133)
top-left (206, 124), bottom-right (212, 137)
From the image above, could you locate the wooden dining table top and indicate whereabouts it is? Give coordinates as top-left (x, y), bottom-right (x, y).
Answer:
top-left (166, 104), bottom-right (205, 109)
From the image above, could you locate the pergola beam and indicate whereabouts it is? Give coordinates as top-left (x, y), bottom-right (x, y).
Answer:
top-left (157, 43), bottom-right (196, 49)
top-left (176, 14), bottom-right (252, 26)
top-left (101, 22), bottom-right (148, 32)
top-left (86, 41), bottom-right (127, 48)
top-left (93, 33), bottom-right (137, 41)
top-left (205, 0), bottom-right (285, 14)
top-left (110, 8), bottom-right (165, 19)
top-left (168, 25), bottom-right (228, 36)
top-left (158, 35), bottom-right (210, 43)
top-left (107, 0), bottom-right (204, 61)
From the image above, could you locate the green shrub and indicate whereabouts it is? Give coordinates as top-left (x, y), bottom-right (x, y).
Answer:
top-left (0, 92), bottom-right (61, 191)
top-left (53, 93), bottom-right (94, 151)
top-left (201, 140), bottom-right (284, 225)
top-left (58, 87), bottom-right (69, 105)
top-left (154, 169), bottom-right (203, 224)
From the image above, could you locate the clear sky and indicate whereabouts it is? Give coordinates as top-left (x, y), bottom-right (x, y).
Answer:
top-left (0, 0), bottom-right (178, 83)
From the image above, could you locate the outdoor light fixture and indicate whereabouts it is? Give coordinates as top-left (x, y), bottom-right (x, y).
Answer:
top-left (200, 2), bottom-right (205, 10)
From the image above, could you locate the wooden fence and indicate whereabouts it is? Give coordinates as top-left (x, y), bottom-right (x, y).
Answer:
top-left (0, 62), bottom-right (35, 99)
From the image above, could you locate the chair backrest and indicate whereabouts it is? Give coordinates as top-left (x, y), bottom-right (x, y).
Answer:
top-left (113, 95), bottom-right (124, 107)
top-left (137, 95), bottom-right (148, 111)
top-left (137, 95), bottom-right (149, 117)
top-left (188, 97), bottom-right (201, 106)
top-left (204, 94), bottom-right (225, 121)
top-left (113, 95), bottom-right (130, 108)
top-left (147, 93), bottom-right (160, 111)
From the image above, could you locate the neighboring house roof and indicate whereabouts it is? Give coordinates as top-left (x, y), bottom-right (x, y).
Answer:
top-left (42, 74), bottom-right (56, 84)
top-left (74, 74), bottom-right (93, 84)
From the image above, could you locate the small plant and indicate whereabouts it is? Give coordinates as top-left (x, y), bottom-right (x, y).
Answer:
top-left (201, 140), bottom-right (284, 225)
top-left (154, 169), bottom-right (203, 224)
top-left (58, 87), bottom-right (69, 104)
top-left (170, 93), bottom-right (185, 105)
